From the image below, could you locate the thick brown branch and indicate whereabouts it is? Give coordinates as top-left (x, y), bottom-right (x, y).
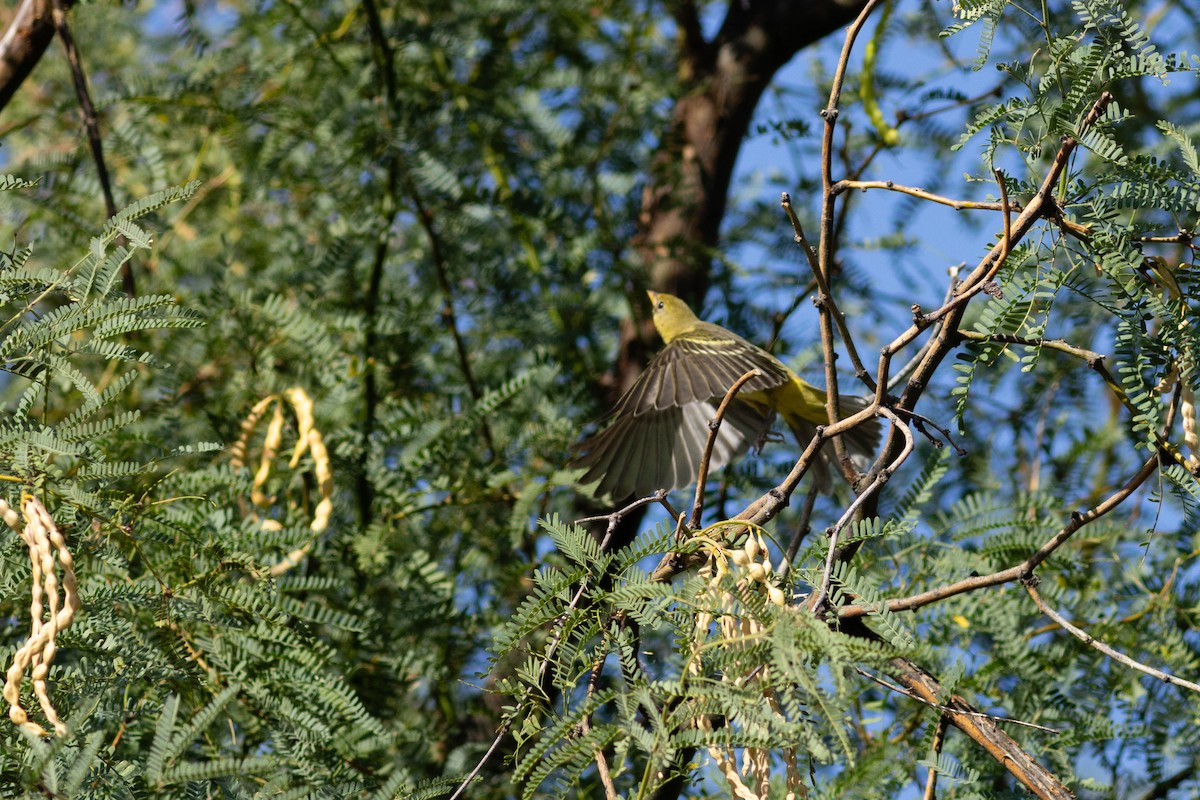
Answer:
top-left (891, 658), bottom-right (1076, 799)
top-left (0, 0), bottom-right (60, 112)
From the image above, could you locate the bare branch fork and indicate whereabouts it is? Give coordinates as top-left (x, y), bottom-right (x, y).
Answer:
top-left (809, 407), bottom-right (913, 613)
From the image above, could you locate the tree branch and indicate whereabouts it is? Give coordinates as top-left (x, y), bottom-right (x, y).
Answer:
top-left (49, 1), bottom-right (132, 296)
top-left (833, 179), bottom-right (1026, 213)
top-left (815, 0), bottom-right (887, 478)
top-left (890, 657), bottom-right (1076, 800)
top-left (689, 368), bottom-right (762, 528)
top-left (0, 0), bottom-right (60, 113)
top-left (1023, 579), bottom-right (1200, 695)
top-left (839, 454), bottom-right (1160, 619)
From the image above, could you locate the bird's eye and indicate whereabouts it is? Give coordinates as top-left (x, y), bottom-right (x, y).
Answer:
top-left (656, 300), bottom-right (665, 310)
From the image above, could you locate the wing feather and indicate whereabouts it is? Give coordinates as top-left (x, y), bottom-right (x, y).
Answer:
top-left (611, 324), bottom-right (792, 416)
top-left (574, 398), bottom-right (774, 501)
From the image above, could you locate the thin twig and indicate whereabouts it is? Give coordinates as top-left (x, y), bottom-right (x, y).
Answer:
top-left (995, 167), bottom-right (1012, 275)
top-left (1023, 579), bottom-right (1200, 695)
top-left (765, 277), bottom-right (819, 353)
top-left (815, 0), bottom-right (888, 476)
top-left (579, 640), bottom-right (619, 800)
top-left (359, 0), bottom-right (401, 525)
top-left (1027, 380), bottom-right (1060, 496)
top-left (422, 200), bottom-right (495, 456)
top-left (810, 407), bottom-right (912, 612)
top-left (832, 185), bottom-right (1195, 250)
top-left (839, 454), bottom-right (1160, 619)
top-left (51, 0), bottom-right (132, 296)
top-left (923, 714), bottom-right (949, 800)
top-left (781, 193), bottom-right (874, 391)
top-left (690, 368), bottom-right (762, 528)
top-left (891, 407), bottom-right (967, 456)
top-left (780, 192), bottom-right (820, 276)
top-left (833, 179), bottom-right (1025, 213)
top-left (856, 667), bottom-right (1060, 734)
top-left (574, 492), bottom-right (666, 528)
top-left (885, 264), bottom-right (962, 393)
top-left (1135, 230), bottom-right (1195, 245)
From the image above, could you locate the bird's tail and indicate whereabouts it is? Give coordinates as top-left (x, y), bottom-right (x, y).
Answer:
top-left (779, 382), bottom-right (880, 487)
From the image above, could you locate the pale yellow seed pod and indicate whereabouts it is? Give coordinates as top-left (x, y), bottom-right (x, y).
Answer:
top-left (0, 500), bottom-right (20, 531)
top-left (252, 401), bottom-right (286, 507)
top-left (230, 395), bottom-right (278, 469)
top-left (767, 585), bottom-right (786, 606)
top-left (730, 549), bottom-right (749, 567)
top-left (311, 498), bottom-right (333, 533)
top-left (308, 428), bottom-right (334, 532)
top-left (286, 387), bottom-right (316, 468)
top-left (747, 563), bottom-right (766, 583)
top-left (744, 536), bottom-right (760, 563)
top-left (1182, 385), bottom-right (1197, 471)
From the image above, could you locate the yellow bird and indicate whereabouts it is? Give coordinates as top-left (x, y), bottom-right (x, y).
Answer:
top-left (575, 291), bottom-right (878, 501)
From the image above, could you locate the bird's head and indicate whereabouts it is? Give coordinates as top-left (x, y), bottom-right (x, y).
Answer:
top-left (646, 291), bottom-right (700, 343)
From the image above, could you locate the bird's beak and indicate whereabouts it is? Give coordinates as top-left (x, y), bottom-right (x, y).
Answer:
top-left (646, 290), bottom-right (659, 304)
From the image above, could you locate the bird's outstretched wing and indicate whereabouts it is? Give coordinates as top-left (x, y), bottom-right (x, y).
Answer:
top-left (574, 397), bottom-right (772, 501)
top-left (574, 328), bottom-right (790, 500)
top-left (613, 324), bottom-right (792, 415)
